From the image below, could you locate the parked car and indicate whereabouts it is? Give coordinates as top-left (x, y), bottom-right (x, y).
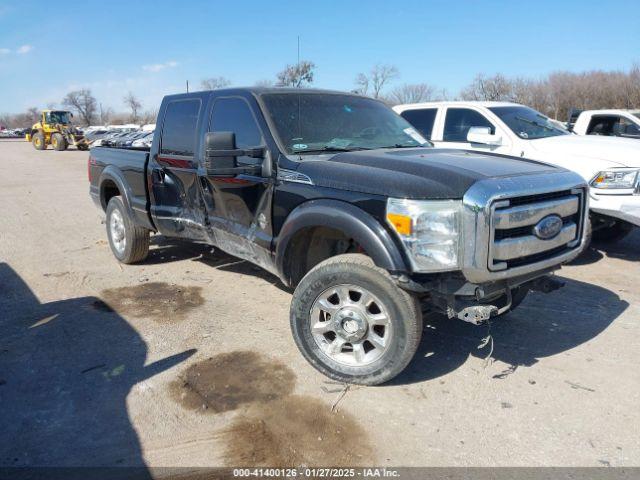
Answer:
top-left (571, 109), bottom-right (640, 140)
top-left (394, 101), bottom-right (640, 243)
top-left (89, 88), bottom-right (588, 385)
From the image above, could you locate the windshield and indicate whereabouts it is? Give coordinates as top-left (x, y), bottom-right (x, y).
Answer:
top-left (489, 106), bottom-right (569, 140)
top-left (47, 111), bottom-right (72, 124)
top-left (261, 93), bottom-right (429, 155)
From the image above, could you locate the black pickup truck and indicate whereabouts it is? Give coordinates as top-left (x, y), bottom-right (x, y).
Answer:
top-left (89, 88), bottom-right (588, 385)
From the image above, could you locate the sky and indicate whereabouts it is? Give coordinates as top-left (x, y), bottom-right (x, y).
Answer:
top-left (1, 0), bottom-right (639, 114)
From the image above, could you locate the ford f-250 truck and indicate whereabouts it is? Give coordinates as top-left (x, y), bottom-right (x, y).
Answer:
top-left (394, 101), bottom-right (640, 243)
top-left (89, 88), bottom-right (588, 385)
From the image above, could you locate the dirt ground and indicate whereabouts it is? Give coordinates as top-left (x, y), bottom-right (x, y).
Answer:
top-left (1, 139), bottom-right (639, 469)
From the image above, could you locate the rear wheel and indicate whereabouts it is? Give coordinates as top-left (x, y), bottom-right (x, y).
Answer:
top-left (32, 132), bottom-right (46, 150)
top-left (51, 133), bottom-right (67, 151)
top-left (290, 254), bottom-right (422, 385)
top-left (106, 196), bottom-right (150, 264)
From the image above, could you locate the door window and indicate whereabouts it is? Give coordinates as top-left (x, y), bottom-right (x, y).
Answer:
top-left (443, 108), bottom-right (494, 142)
top-left (210, 97), bottom-right (264, 165)
top-left (160, 99), bottom-right (200, 156)
top-left (399, 108), bottom-right (437, 140)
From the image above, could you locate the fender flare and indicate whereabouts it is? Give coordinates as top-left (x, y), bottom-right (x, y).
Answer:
top-left (98, 165), bottom-right (136, 219)
top-left (275, 199), bottom-right (409, 283)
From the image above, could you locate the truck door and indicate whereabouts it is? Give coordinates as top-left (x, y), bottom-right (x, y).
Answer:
top-left (148, 97), bottom-right (208, 240)
top-left (198, 95), bottom-right (276, 273)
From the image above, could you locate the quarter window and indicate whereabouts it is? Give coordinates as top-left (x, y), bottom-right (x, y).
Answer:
top-left (399, 109), bottom-right (437, 140)
top-left (443, 108), bottom-right (494, 142)
top-left (160, 99), bottom-right (200, 156)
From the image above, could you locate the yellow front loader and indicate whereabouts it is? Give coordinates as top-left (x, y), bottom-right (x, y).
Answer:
top-left (25, 110), bottom-right (89, 151)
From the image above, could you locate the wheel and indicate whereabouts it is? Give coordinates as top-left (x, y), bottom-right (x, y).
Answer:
top-left (77, 143), bottom-right (89, 151)
top-left (32, 132), bottom-right (46, 150)
top-left (592, 220), bottom-right (633, 244)
top-left (105, 196), bottom-right (150, 264)
top-left (290, 253), bottom-right (422, 386)
top-left (51, 133), bottom-right (67, 151)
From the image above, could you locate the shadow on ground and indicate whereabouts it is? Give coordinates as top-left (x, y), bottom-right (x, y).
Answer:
top-left (392, 276), bottom-right (628, 385)
top-left (0, 263), bottom-right (195, 472)
top-left (570, 227), bottom-right (640, 266)
top-left (144, 236), bottom-right (290, 292)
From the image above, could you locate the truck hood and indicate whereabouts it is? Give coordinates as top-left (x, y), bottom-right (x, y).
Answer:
top-left (529, 135), bottom-right (640, 169)
top-left (294, 148), bottom-right (561, 199)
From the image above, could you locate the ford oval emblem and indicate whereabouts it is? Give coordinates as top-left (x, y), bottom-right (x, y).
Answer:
top-left (533, 215), bottom-right (563, 240)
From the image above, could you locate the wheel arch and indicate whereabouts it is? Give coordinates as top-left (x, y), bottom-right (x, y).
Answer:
top-left (275, 199), bottom-right (409, 287)
top-left (98, 166), bottom-right (135, 219)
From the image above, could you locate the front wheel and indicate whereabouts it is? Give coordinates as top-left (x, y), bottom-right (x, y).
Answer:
top-left (290, 254), bottom-right (422, 386)
top-left (32, 132), bottom-right (46, 150)
top-left (106, 196), bottom-right (150, 264)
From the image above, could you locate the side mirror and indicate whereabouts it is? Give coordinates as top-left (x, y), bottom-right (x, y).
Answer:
top-left (204, 131), bottom-right (265, 176)
top-left (467, 126), bottom-right (502, 146)
top-left (205, 131), bottom-right (238, 172)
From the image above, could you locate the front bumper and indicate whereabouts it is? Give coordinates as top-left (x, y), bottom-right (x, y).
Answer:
top-left (589, 191), bottom-right (640, 227)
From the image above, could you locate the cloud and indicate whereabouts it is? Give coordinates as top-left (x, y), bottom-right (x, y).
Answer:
top-left (142, 60), bottom-right (178, 72)
top-left (16, 45), bottom-right (33, 54)
top-left (0, 48), bottom-right (10, 55)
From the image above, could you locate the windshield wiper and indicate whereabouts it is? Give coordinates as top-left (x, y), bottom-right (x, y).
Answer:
top-left (292, 146), bottom-right (370, 154)
top-left (515, 116), bottom-right (555, 132)
top-left (378, 144), bottom-right (426, 149)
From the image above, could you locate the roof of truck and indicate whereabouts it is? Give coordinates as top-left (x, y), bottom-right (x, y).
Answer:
top-left (394, 101), bottom-right (519, 113)
top-left (163, 87), bottom-right (371, 102)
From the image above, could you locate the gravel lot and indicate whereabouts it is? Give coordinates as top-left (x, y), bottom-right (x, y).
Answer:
top-left (1, 139), bottom-right (639, 469)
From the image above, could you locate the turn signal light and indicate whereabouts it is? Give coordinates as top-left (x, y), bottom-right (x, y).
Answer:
top-left (387, 213), bottom-right (412, 235)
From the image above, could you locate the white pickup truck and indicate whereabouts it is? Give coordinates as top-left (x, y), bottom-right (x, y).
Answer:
top-left (393, 101), bottom-right (640, 243)
top-left (571, 109), bottom-right (640, 140)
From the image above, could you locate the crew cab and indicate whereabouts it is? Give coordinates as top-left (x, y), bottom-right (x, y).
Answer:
top-left (571, 109), bottom-right (640, 140)
top-left (90, 88), bottom-right (588, 385)
top-left (394, 101), bottom-right (640, 243)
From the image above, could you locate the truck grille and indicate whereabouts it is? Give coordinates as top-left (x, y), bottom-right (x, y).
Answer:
top-left (488, 188), bottom-right (586, 271)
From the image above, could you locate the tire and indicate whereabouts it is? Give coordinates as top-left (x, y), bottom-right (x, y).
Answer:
top-left (290, 253), bottom-right (422, 386)
top-left (105, 196), bottom-right (150, 264)
top-left (77, 143), bottom-right (89, 151)
top-left (51, 133), bottom-right (67, 151)
top-left (592, 220), bottom-right (634, 244)
top-left (32, 132), bottom-right (46, 150)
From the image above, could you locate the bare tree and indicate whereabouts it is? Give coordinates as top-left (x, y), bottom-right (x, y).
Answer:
top-left (62, 89), bottom-right (97, 126)
top-left (276, 60), bottom-right (315, 87)
top-left (459, 74), bottom-right (513, 102)
top-left (201, 76), bottom-right (231, 90)
top-left (355, 65), bottom-right (399, 99)
top-left (99, 104), bottom-right (114, 125)
top-left (141, 109), bottom-right (158, 124)
top-left (26, 107), bottom-right (39, 124)
top-left (389, 83), bottom-right (439, 105)
top-left (123, 92), bottom-right (142, 124)
top-left (254, 79), bottom-right (274, 87)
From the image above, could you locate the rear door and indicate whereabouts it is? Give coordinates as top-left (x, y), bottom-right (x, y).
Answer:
top-left (148, 97), bottom-right (208, 239)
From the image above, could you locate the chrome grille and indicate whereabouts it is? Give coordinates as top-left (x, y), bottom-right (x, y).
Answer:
top-left (488, 188), bottom-right (586, 271)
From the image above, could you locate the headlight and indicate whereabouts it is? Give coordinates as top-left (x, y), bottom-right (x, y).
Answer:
top-left (386, 198), bottom-right (462, 272)
top-left (591, 169), bottom-right (639, 190)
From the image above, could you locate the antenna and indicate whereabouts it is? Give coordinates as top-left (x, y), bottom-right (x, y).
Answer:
top-left (186, 80), bottom-right (189, 93)
top-left (297, 35), bottom-right (302, 147)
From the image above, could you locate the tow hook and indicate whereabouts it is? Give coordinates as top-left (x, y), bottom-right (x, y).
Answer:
top-left (457, 305), bottom-right (498, 325)
top-left (529, 276), bottom-right (565, 294)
